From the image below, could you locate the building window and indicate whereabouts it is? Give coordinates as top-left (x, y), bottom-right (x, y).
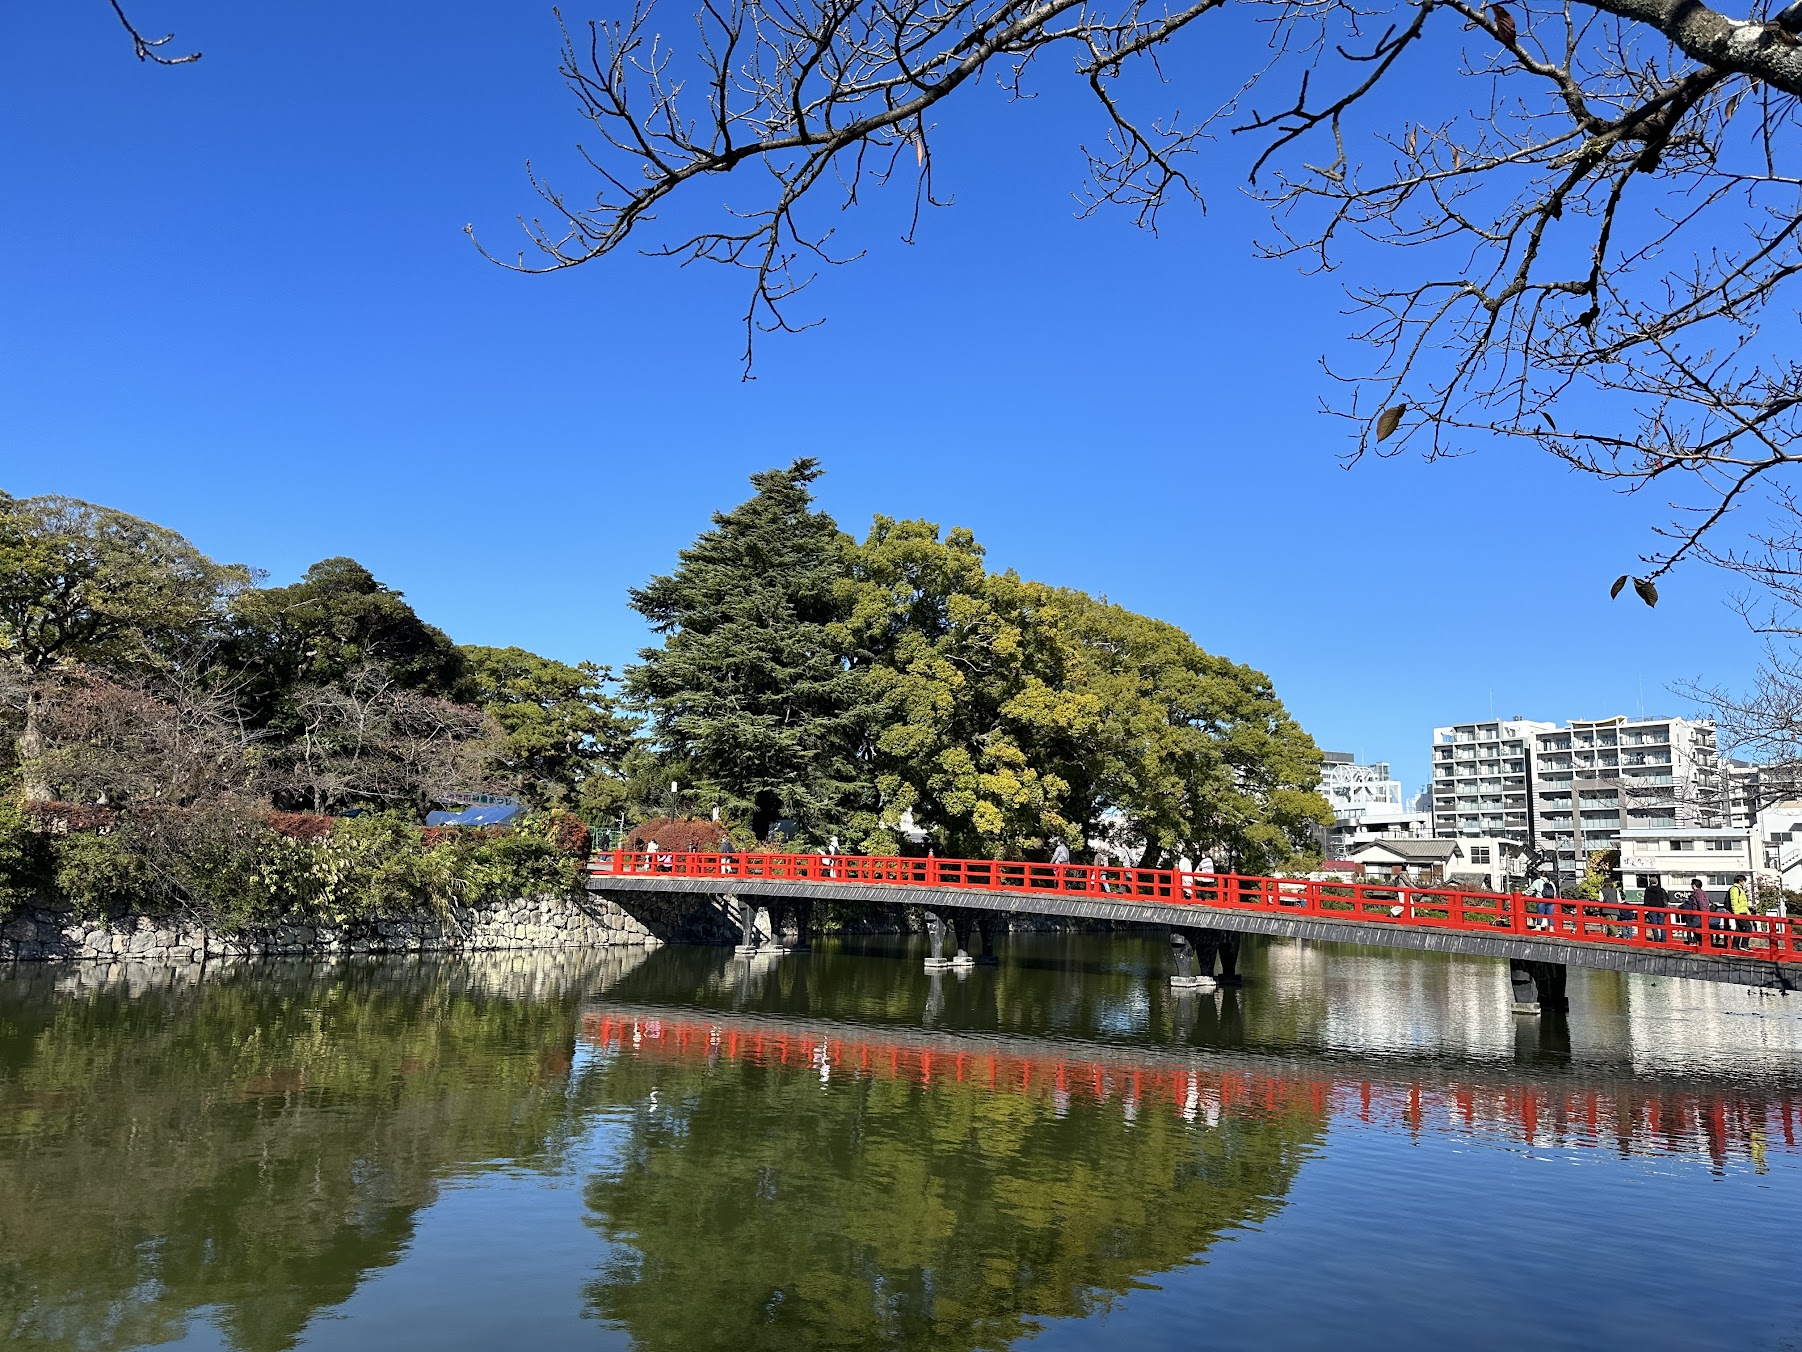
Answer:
top-left (1470, 846), bottom-right (1491, 864)
top-left (1669, 840), bottom-right (1690, 851)
top-left (1708, 839), bottom-right (1739, 851)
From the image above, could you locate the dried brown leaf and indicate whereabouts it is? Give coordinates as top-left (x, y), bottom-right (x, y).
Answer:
top-left (1375, 404), bottom-right (1406, 442)
top-left (1610, 574), bottom-right (1629, 599)
top-left (1633, 577), bottom-right (1659, 607)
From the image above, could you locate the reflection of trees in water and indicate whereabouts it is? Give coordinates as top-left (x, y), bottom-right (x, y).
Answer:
top-left (0, 955), bottom-right (625, 1352)
top-left (575, 1016), bottom-right (1327, 1351)
top-left (3, 941), bottom-right (1798, 1352)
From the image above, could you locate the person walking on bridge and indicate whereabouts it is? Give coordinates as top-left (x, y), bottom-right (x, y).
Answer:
top-left (1049, 836), bottom-right (1070, 890)
top-left (1526, 874), bottom-right (1554, 932)
top-left (1643, 877), bottom-right (1669, 944)
top-left (1728, 875), bottom-right (1753, 950)
top-left (1686, 878), bottom-right (1710, 947)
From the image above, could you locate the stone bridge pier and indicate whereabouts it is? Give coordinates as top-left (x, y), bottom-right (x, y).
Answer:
top-left (1169, 928), bottom-right (1242, 990)
top-left (1509, 959), bottom-right (1570, 1015)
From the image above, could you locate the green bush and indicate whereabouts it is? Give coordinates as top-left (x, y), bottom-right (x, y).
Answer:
top-left (52, 829), bottom-right (154, 919)
top-left (0, 793), bottom-right (51, 915)
top-left (30, 803), bottom-right (588, 931)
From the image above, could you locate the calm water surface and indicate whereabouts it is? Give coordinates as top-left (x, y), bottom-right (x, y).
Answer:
top-left (3, 935), bottom-right (1801, 1350)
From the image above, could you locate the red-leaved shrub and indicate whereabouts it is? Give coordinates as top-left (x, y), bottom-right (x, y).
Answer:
top-left (264, 811), bottom-right (336, 841)
top-left (625, 817), bottom-right (731, 852)
top-left (22, 801), bottom-right (118, 834)
top-left (546, 811), bottom-right (592, 857)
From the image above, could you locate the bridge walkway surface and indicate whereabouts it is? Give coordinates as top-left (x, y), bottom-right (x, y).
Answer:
top-left (587, 851), bottom-right (1801, 998)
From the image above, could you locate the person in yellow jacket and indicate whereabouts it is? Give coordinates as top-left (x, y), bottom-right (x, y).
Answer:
top-left (1727, 876), bottom-right (1753, 950)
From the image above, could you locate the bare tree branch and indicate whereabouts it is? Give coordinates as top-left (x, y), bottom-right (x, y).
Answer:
top-left (477, 0), bottom-right (1800, 583)
top-left (107, 0), bottom-right (201, 65)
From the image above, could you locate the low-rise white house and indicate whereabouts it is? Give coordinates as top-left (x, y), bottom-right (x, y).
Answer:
top-left (1345, 836), bottom-right (1527, 892)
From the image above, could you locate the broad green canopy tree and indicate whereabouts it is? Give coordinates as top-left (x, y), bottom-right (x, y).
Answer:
top-left (627, 460), bottom-right (866, 840)
top-left (847, 518), bottom-right (1068, 855)
top-left (462, 644), bottom-right (635, 809)
top-left (848, 517), bottom-right (1329, 866)
top-left (0, 493), bottom-right (250, 799)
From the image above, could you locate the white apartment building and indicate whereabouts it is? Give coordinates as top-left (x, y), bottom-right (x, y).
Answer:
top-left (1429, 719), bottom-right (1555, 844)
top-left (1530, 716), bottom-right (1722, 879)
top-left (1432, 715), bottom-right (1724, 881)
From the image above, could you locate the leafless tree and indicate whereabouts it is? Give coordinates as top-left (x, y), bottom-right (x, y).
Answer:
top-left (34, 667), bottom-right (261, 807)
top-left (475, 0), bottom-right (1800, 581)
top-left (1680, 501), bottom-right (1802, 759)
top-left (283, 664), bottom-right (501, 813)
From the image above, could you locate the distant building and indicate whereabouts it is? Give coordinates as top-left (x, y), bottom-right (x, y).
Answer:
top-left (1429, 719), bottom-right (1556, 844)
top-left (1319, 752), bottom-right (1403, 816)
top-left (1429, 715), bottom-right (1725, 883)
top-left (1617, 826), bottom-right (1760, 906)
top-left (1317, 753), bottom-right (1429, 858)
top-left (1725, 758), bottom-right (1802, 827)
top-left (1321, 806), bottom-right (1433, 860)
top-left (1529, 716), bottom-right (1722, 880)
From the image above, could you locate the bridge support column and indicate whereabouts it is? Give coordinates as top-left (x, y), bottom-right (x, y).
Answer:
top-left (924, 911), bottom-right (955, 970)
top-left (784, 899), bottom-right (814, 952)
top-left (947, 912), bottom-right (976, 968)
top-left (1169, 930), bottom-right (1217, 991)
top-left (1210, 930), bottom-right (1239, 987)
top-left (972, 912), bottom-right (998, 965)
top-left (1509, 960), bottom-right (1569, 1015)
top-left (732, 896), bottom-right (776, 957)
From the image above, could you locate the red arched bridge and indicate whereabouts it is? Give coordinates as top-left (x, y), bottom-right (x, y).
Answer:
top-left (587, 849), bottom-right (1802, 1002)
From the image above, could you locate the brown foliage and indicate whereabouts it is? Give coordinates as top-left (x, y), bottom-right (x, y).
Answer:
top-left (545, 810), bottom-right (593, 857)
top-left (22, 801), bottom-right (119, 834)
top-left (35, 668), bottom-right (259, 807)
top-left (625, 817), bottom-right (730, 852)
top-left (278, 663), bottom-right (501, 814)
top-left (264, 811), bottom-right (336, 841)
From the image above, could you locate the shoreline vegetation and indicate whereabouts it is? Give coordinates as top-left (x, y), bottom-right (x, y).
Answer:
top-left (0, 463), bottom-right (1330, 936)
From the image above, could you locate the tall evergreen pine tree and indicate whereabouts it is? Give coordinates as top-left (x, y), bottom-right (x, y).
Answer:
top-left (626, 460), bottom-right (863, 841)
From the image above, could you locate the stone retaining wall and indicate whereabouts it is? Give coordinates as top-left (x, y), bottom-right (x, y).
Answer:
top-left (0, 890), bottom-right (742, 964)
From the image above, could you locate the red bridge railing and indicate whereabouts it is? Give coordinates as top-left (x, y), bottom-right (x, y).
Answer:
top-left (589, 849), bottom-right (1802, 964)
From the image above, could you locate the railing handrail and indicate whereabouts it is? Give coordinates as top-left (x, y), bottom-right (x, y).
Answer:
top-left (588, 849), bottom-right (1799, 964)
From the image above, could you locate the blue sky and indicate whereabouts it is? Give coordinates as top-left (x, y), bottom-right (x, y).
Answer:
top-left (0, 4), bottom-right (1767, 796)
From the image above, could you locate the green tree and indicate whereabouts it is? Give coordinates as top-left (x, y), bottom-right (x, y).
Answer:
top-left (626, 460), bottom-right (866, 841)
top-left (462, 645), bottom-right (636, 808)
top-left (848, 518), bottom-right (1066, 855)
top-left (226, 557), bottom-right (471, 718)
top-left (848, 518), bottom-right (1330, 867)
top-left (1050, 589), bottom-right (1331, 872)
top-left (0, 493), bottom-right (250, 799)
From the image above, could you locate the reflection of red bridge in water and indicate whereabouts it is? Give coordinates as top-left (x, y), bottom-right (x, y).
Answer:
top-left (582, 1008), bottom-right (1800, 1169)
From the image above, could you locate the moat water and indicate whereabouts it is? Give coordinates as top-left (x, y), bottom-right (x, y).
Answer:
top-left (3, 934), bottom-right (1801, 1350)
